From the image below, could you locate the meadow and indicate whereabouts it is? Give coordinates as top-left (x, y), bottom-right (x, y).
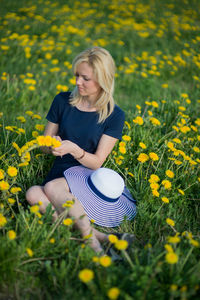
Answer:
top-left (0, 0), bottom-right (200, 299)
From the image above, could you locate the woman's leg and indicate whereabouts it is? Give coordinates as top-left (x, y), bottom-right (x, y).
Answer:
top-left (44, 178), bottom-right (104, 253)
top-left (26, 185), bottom-right (58, 221)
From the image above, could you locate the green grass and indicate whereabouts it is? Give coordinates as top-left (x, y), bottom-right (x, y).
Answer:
top-left (0, 0), bottom-right (200, 299)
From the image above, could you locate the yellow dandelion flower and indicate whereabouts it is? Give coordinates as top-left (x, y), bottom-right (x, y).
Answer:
top-left (92, 256), bottom-right (99, 263)
top-left (18, 162), bottom-right (29, 167)
top-left (180, 126), bottom-right (190, 134)
top-left (62, 200), bottom-right (74, 208)
top-left (161, 83), bottom-right (168, 88)
top-left (152, 189), bottom-right (160, 197)
top-left (193, 146), bottom-right (200, 153)
top-left (44, 136), bottom-right (52, 147)
top-left (149, 174), bottom-right (160, 183)
top-left (51, 138), bottom-right (61, 148)
top-left (8, 230), bottom-right (16, 240)
top-left (8, 198), bottom-right (16, 204)
top-left (172, 138), bottom-right (181, 144)
top-left (190, 239), bottom-right (200, 247)
top-left (83, 233), bottom-right (93, 240)
top-left (181, 93), bottom-right (188, 98)
top-left (0, 180), bottom-right (10, 191)
top-left (16, 116), bottom-right (26, 123)
top-left (164, 244), bottom-right (174, 252)
top-left (115, 157), bottom-right (123, 165)
top-left (174, 160), bottom-right (182, 165)
top-left (167, 235), bottom-right (181, 244)
top-left (191, 125), bottom-right (198, 132)
top-left (28, 86), bottom-right (35, 91)
top-left (133, 116), bottom-right (144, 125)
top-left (0, 213), bottom-right (7, 227)
top-left (78, 269), bottom-right (94, 283)
top-left (167, 141), bottom-right (175, 150)
top-left (45, 53), bottom-right (52, 59)
top-left (32, 114), bottom-right (41, 120)
top-left (108, 234), bottom-right (119, 244)
top-left (180, 286), bottom-right (187, 292)
top-left (137, 153), bottom-right (149, 163)
top-left (69, 78), bottom-right (76, 85)
top-left (0, 169), bottom-right (4, 180)
top-left (36, 136), bottom-right (46, 146)
top-left (35, 124), bottom-right (45, 131)
top-left (170, 284), bottom-right (178, 291)
top-left (195, 118), bottom-right (200, 126)
top-left (161, 197), bottom-right (169, 203)
top-left (178, 106), bottom-right (186, 111)
top-left (30, 205), bottom-right (39, 213)
top-left (128, 172), bottom-right (134, 177)
top-left (49, 238), bottom-right (55, 244)
top-left (119, 146), bottom-right (126, 154)
top-left (119, 141), bottom-right (126, 147)
top-left (32, 131), bottom-right (39, 138)
top-left (7, 166), bottom-right (18, 177)
top-left (63, 218), bottom-right (73, 226)
top-left (150, 117), bottom-right (161, 126)
top-left (148, 110), bottom-right (153, 116)
top-left (151, 101), bottom-right (159, 108)
top-left (178, 189), bottom-right (185, 195)
top-left (25, 110), bottom-right (34, 116)
top-left (161, 180), bottom-right (172, 190)
top-left (107, 287), bottom-right (120, 300)
top-left (124, 121), bottom-right (131, 129)
top-left (36, 212), bottom-right (42, 218)
top-left (139, 142), bottom-right (147, 149)
top-left (114, 240), bottom-right (128, 250)
top-left (122, 135), bottom-right (131, 141)
top-left (136, 104), bottom-right (141, 110)
top-left (165, 170), bottom-right (174, 178)
top-left (149, 152), bottom-right (159, 161)
top-left (10, 187), bottom-right (22, 194)
top-left (150, 182), bottom-right (159, 190)
top-left (26, 248), bottom-right (33, 257)
top-left (165, 252), bottom-right (178, 264)
top-left (99, 255), bottom-right (112, 267)
top-left (166, 218), bottom-right (175, 227)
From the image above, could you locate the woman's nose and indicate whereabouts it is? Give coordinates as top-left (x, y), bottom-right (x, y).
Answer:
top-left (76, 76), bottom-right (82, 85)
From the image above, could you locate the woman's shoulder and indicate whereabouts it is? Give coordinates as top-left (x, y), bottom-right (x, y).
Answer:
top-left (54, 91), bottom-right (72, 103)
top-left (109, 104), bottom-right (125, 120)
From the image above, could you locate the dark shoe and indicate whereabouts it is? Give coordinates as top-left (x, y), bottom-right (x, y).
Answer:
top-left (107, 247), bottom-right (123, 261)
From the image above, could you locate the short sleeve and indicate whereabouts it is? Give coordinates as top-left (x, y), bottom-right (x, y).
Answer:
top-left (103, 106), bottom-right (125, 140)
top-left (46, 92), bottom-right (70, 124)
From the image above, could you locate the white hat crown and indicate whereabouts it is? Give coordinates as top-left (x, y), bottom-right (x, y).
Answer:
top-left (90, 167), bottom-right (124, 199)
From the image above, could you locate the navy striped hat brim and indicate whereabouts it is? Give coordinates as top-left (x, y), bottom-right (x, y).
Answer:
top-left (64, 166), bottom-right (137, 227)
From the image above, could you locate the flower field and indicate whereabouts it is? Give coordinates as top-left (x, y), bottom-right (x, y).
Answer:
top-left (0, 0), bottom-right (200, 299)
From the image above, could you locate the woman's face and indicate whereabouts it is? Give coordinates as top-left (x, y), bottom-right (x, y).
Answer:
top-left (75, 62), bottom-right (101, 102)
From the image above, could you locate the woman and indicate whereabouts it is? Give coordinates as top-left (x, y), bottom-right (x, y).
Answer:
top-left (26, 47), bottom-right (136, 254)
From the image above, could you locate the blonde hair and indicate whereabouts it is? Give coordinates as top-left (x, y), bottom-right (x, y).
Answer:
top-left (70, 47), bottom-right (115, 123)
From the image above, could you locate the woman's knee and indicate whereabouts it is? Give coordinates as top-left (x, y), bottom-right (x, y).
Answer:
top-left (44, 178), bottom-right (69, 199)
top-left (26, 186), bottom-right (43, 205)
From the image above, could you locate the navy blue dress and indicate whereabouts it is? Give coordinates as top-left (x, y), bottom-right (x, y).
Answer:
top-left (43, 92), bottom-right (125, 185)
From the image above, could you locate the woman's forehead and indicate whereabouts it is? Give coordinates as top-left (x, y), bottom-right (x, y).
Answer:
top-left (76, 62), bottom-right (95, 76)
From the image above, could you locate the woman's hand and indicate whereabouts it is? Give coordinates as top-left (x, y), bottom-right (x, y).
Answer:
top-left (51, 140), bottom-right (75, 157)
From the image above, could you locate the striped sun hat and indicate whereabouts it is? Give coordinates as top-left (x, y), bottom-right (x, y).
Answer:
top-left (64, 166), bottom-right (136, 227)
